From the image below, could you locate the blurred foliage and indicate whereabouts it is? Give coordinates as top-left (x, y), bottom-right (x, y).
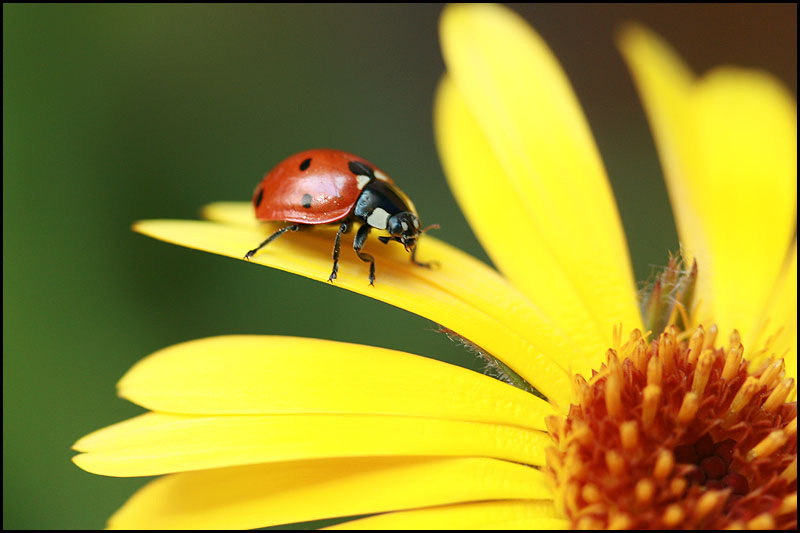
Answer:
top-left (3, 4), bottom-right (795, 529)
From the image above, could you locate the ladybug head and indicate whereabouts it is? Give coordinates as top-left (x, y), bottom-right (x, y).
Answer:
top-left (383, 211), bottom-right (421, 251)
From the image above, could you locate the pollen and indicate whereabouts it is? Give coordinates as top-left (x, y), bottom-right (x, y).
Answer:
top-left (546, 325), bottom-right (797, 529)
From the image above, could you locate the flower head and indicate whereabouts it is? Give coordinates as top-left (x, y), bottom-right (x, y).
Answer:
top-left (73, 4), bottom-right (796, 529)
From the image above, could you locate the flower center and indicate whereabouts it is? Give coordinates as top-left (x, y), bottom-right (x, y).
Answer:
top-left (546, 325), bottom-right (797, 529)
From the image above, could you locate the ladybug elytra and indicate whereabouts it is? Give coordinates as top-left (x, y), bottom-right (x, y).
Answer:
top-left (245, 149), bottom-right (436, 285)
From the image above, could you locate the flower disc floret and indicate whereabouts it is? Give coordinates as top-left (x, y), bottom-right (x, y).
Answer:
top-left (547, 326), bottom-right (797, 529)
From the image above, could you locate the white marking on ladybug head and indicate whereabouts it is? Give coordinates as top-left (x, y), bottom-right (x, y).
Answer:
top-left (356, 175), bottom-right (372, 191)
top-left (374, 170), bottom-right (390, 182)
top-left (356, 175), bottom-right (371, 190)
top-left (367, 207), bottom-right (390, 229)
top-left (400, 220), bottom-right (408, 232)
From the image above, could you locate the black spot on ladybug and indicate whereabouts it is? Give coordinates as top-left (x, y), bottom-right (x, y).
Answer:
top-left (255, 187), bottom-right (264, 208)
top-left (301, 193), bottom-right (313, 208)
top-left (299, 158), bottom-right (311, 171)
top-left (348, 161), bottom-right (375, 179)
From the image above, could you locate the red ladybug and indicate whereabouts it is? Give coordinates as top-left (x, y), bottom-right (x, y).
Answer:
top-left (245, 149), bottom-right (435, 285)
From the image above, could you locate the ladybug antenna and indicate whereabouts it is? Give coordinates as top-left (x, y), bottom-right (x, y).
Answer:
top-left (420, 223), bottom-right (440, 234)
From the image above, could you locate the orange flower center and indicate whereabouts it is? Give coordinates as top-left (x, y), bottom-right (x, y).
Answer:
top-left (546, 325), bottom-right (797, 529)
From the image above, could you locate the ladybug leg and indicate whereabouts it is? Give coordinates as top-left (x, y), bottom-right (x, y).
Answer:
top-left (411, 244), bottom-right (438, 269)
top-left (328, 221), bottom-right (350, 282)
top-left (244, 224), bottom-right (301, 260)
top-left (353, 224), bottom-right (376, 286)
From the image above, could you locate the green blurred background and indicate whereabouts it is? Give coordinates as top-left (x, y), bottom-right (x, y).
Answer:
top-left (4, 4), bottom-right (795, 529)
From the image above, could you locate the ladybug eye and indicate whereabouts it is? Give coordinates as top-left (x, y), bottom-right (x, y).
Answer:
top-left (348, 161), bottom-right (375, 179)
top-left (299, 158), bottom-right (311, 171)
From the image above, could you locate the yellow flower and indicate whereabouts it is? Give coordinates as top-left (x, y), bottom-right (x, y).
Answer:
top-left (72, 4), bottom-right (796, 529)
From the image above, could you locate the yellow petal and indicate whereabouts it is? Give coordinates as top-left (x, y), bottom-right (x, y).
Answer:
top-left (118, 335), bottom-right (554, 430)
top-left (439, 4), bottom-right (642, 349)
top-left (618, 24), bottom-right (797, 351)
top-left (72, 412), bottom-right (549, 476)
top-left (436, 77), bottom-right (609, 381)
top-left (134, 217), bottom-right (575, 408)
top-left (326, 500), bottom-right (567, 530)
top-left (108, 456), bottom-right (552, 529)
top-left (750, 240), bottom-right (797, 380)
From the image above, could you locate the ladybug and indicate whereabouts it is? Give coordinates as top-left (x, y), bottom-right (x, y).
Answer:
top-left (244, 149), bottom-right (436, 285)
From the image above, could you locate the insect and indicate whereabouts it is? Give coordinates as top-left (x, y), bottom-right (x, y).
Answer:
top-left (245, 149), bottom-right (436, 285)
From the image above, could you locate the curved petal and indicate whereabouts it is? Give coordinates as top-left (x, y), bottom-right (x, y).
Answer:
top-left (618, 24), bottom-right (797, 352)
top-left (72, 412), bottom-right (550, 477)
top-left (439, 4), bottom-right (642, 347)
top-left (134, 217), bottom-right (575, 408)
top-left (118, 335), bottom-right (554, 430)
top-left (750, 239), bottom-right (797, 380)
top-left (436, 77), bottom-right (611, 381)
top-left (107, 456), bottom-right (552, 529)
top-left (326, 500), bottom-right (567, 530)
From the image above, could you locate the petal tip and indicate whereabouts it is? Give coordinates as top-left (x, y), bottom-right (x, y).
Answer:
top-left (614, 21), bottom-right (647, 52)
